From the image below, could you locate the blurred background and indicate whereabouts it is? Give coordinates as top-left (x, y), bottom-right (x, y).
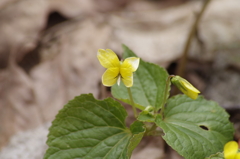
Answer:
top-left (0, 0), bottom-right (240, 158)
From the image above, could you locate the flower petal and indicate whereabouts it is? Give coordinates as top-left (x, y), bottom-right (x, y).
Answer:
top-left (171, 76), bottom-right (200, 100)
top-left (120, 57), bottom-right (139, 87)
top-left (120, 67), bottom-right (132, 78)
top-left (117, 76), bottom-right (121, 86)
top-left (97, 49), bottom-right (120, 68)
top-left (120, 66), bottom-right (134, 87)
top-left (183, 89), bottom-right (198, 100)
top-left (102, 67), bottom-right (119, 86)
top-left (181, 79), bottom-right (200, 93)
top-left (235, 153), bottom-right (240, 159)
top-left (224, 141), bottom-right (239, 159)
top-left (121, 57), bottom-right (140, 72)
top-left (180, 80), bottom-right (200, 99)
top-left (121, 73), bottom-right (133, 87)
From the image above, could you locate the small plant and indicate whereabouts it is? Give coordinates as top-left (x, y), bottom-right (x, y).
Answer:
top-left (44, 45), bottom-right (237, 159)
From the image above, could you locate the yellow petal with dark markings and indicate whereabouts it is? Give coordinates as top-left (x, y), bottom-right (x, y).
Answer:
top-left (121, 74), bottom-right (133, 87)
top-left (97, 48), bottom-right (140, 87)
top-left (120, 57), bottom-right (139, 87)
top-left (102, 67), bottom-right (119, 86)
top-left (120, 67), bottom-right (132, 79)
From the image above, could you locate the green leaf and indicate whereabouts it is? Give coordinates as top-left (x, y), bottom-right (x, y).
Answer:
top-left (137, 112), bottom-right (155, 122)
top-left (155, 95), bottom-right (234, 159)
top-left (111, 45), bottom-right (169, 110)
top-left (137, 105), bottom-right (155, 122)
top-left (127, 121), bottom-right (146, 157)
top-left (44, 94), bottom-right (145, 159)
top-left (205, 152), bottom-right (224, 159)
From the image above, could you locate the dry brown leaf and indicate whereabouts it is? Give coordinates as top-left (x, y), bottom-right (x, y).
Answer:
top-left (0, 0), bottom-right (49, 67)
top-left (30, 17), bottom-right (112, 121)
top-left (108, 0), bottom-right (240, 67)
top-left (0, 64), bottom-right (43, 147)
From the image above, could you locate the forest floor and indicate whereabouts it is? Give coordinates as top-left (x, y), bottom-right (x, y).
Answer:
top-left (0, 0), bottom-right (240, 158)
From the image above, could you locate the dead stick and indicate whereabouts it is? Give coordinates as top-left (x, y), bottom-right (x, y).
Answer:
top-left (176, 0), bottom-right (211, 77)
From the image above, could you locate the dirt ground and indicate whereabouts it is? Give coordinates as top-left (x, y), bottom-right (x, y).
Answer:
top-left (0, 0), bottom-right (240, 158)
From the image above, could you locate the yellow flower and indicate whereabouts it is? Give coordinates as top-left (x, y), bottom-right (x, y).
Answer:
top-left (171, 75), bottom-right (200, 100)
top-left (97, 49), bottom-right (140, 87)
top-left (224, 141), bottom-right (240, 159)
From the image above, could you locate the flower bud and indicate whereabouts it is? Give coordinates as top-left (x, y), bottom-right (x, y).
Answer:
top-left (171, 76), bottom-right (200, 100)
top-left (142, 105), bottom-right (154, 115)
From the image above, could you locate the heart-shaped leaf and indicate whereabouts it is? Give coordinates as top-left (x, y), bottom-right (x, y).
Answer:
top-left (44, 94), bottom-right (145, 159)
top-left (156, 95), bottom-right (234, 159)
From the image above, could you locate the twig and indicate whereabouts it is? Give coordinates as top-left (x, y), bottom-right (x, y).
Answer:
top-left (176, 0), bottom-right (212, 77)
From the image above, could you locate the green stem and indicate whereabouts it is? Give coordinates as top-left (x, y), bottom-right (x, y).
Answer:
top-left (160, 75), bottom-right (174, 119)
top-left (146, 123), bottom-right (157, 136)
top-left (145, 123), bottom-right (164, 136)
top-left (127, 87), bottom-right (137, 118)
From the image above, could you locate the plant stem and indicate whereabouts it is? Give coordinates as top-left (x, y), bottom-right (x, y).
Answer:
top-left (127, 87), bottom-right (137, 118)
top-left (146, 123), bottom-right (157, 136)
top-left (176, 0), bottom-right (211, 77)
top-left (160, 75), bottom-right (174, 119)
